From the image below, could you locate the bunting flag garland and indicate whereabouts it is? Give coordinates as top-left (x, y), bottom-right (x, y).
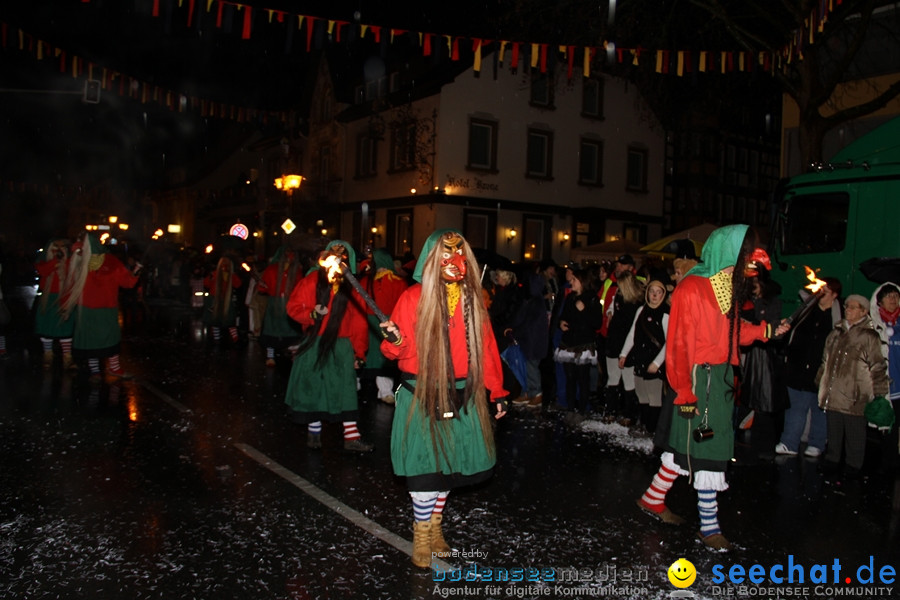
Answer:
top-left (75, 0), bottom-right (835, 81)
top-left (1, 22), bottom-right (296, 127)
top-left (6, 0), bottom-right (850, 131)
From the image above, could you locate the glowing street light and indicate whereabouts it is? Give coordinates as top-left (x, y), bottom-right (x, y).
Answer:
top-left (274, 174), bottom-right (303, 195)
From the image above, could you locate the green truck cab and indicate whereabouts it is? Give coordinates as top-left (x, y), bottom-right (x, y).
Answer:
top-left (769, 116), bottom-right (900, 316)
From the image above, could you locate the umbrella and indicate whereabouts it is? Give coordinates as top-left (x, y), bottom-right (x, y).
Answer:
top-left (472, 248), bottom-right (514, 271)
top-left (640, 223), bottom-right (718, 259)
top-left (860, 257), bottom-right (900, 285)
top-left (569, 238), bottom-right (646, 265)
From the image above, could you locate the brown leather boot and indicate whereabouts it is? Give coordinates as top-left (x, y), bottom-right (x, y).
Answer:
top-left (412, 520), bottom-right (432, 568)
top-left (429, 514), bottom-right (451, 557)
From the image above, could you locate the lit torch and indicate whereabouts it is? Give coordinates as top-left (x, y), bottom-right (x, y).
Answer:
top-left (783, 266), bottom-right (828, 326)
top-left (318, 254), bottom-right (399, 343)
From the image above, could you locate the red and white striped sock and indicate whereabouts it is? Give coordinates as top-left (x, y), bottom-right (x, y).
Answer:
top-left (229, 327), bottom-right (239, 342)
top-left (60, 338), bottom-right (72, 354)
top-left (433, 492), bottom-right (449, 515)
top-left (639, 463), bottom-right (681, 513)
top-left (342, 421), bottom-right (361, 441)
top-left (108, 354), bottom-right (122, 373)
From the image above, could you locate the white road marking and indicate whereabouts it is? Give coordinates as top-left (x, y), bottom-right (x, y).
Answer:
top-left (234, 442), bottom-right (453, 571)
top-left (139, 380), bottom-right (192, 413)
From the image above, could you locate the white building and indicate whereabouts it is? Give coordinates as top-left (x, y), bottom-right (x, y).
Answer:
top-left (305, 51), bottom-right (665, 266)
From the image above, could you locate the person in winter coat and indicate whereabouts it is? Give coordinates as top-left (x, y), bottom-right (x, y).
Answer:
top-left (619, 276), bottom-right (670, 434)
top-left (817, 294), bottom-right (889, 480)
top-left (284, 240), bottom-right (372, 453)
top-left (34, 238), bottom-right (76, 370)
top-left (508, 268), bottom-right (551, 408)
top-left (776, 277), bottom-right (842, 457)
top-left (869, 282), bottom-right (900, 474)
top-left (603, 270), bottom-right (644, 423)
top-left (379, 229), bottom-right (508, 569)
top-left (555, 268), bottom-right (603, 416)
top-left (635, 224), bottom-right (789, 551)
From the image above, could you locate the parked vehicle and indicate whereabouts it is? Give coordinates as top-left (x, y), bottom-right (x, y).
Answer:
top-left (769, 116), bottom-right (900, 314)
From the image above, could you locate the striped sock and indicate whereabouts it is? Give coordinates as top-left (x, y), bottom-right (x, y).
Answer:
top-left (433, 492), bottom-right (449, 515)
top-left (88, 358), bottom-right (101, 374)
top-left (212, 327), bottom-right (221, 341)
top-left (342, 421), bottom-right (361, 441)
top-left (229, 327), bottom-right (239, 342)
top-left (410, 492), bottom-right (439, 522)
top-left (697, 489), bottom-right (721, 537)
top-left (60, 338), bottom-right (72, 354)
top-left (108, 355), bottom-right (122, 373)
top-left (41, 338), bottom-right (53, 352)
top-left (639, 463), bottom-right (680, 513)
top-left (266, 347), bottom-right (275, 359)
top-left (308, 422), bottom-right (322, 435)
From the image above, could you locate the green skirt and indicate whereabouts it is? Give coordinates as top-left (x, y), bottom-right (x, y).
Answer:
top-left (285, 337), bottom-right (359, 423)
top-left (364, 314), bottom-right (388, 369)
top-left (391, 378), bottom-right (496, 491)
top-left (72, 306), bottom-right (121, 357)
top-left (668, 363), bottom-right (735, 472)
top-left (33, 292), bottom-right (75, 338)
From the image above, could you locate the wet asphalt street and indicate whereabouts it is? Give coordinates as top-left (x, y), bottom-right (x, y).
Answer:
top-left (1, 294), bottom-right (899, 600)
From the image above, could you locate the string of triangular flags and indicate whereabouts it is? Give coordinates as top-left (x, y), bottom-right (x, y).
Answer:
top-left (0, 20), bottom-right (298, 126)
top-left (130, 0), bottom-right (843, 77)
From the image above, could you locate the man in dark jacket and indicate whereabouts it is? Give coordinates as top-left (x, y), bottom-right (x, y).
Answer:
top-left (776, 278), bottom-right (842, 457)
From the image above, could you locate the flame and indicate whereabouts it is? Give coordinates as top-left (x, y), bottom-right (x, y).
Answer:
top-left (241, 262), bottom-right (251, 272)
top-left (318, 254), bottom-right (344, 283)
top-left (804, 266), bottom-right (827, 293)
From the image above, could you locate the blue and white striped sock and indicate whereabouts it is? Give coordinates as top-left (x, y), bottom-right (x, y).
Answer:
top-left (410, 491), bottom-right (439, 522)
top-left (698, 489), bottom-right (721, 537)
top-left (308, 421), bottom-right (322, 435)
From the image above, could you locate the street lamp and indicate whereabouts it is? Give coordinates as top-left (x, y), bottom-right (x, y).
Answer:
top-left (274, 174), bottom-right (303, 218)
top-left (274, 174), bottom-right (303, 194)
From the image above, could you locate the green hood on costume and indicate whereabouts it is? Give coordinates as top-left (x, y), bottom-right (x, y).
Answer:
top-left (687, 224), bottom-right (748, 278)
top-left (325, 239), bottom-right (357, 272)
top-left (85, 232), bottom-right (106, 254)
top-left (372, 248), bottom-right (394, 272)
top-left (413, 228), bottom-right (462, 283)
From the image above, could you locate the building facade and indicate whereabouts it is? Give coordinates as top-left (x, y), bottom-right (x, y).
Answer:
top-left (304, 52), bottom-right (666, 265)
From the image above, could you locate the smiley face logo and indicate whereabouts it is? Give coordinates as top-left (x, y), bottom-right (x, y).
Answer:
top-left (667, 558), bottom-right (697, 588)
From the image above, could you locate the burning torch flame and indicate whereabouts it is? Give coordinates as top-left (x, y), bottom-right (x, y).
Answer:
top-left (241, 262), bottom-right (251, 272)
top-left (319, 254), bottom-right (344, 283)
top-left (804, 266), bottom-right (827, 294)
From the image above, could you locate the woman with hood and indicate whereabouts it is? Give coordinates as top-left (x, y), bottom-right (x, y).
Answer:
top-left (869, 282), bottom-right (900, 473)
top-left (60, 232), bottom-right (141, 381)
top-left (618, 274), bottom-right (670, 434)
top-left (34, 238), bottom-right (76, 370)
top-left (284, 240), bottom-right (372, 453)
top-left (257, 246), bottom-right (303, 367)
top-left (635, 224), bottom-right (789, 551)
top-left (359, 247), bottom-right (409, 404)
top-left (380, 229), bottom-right (508, 569)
